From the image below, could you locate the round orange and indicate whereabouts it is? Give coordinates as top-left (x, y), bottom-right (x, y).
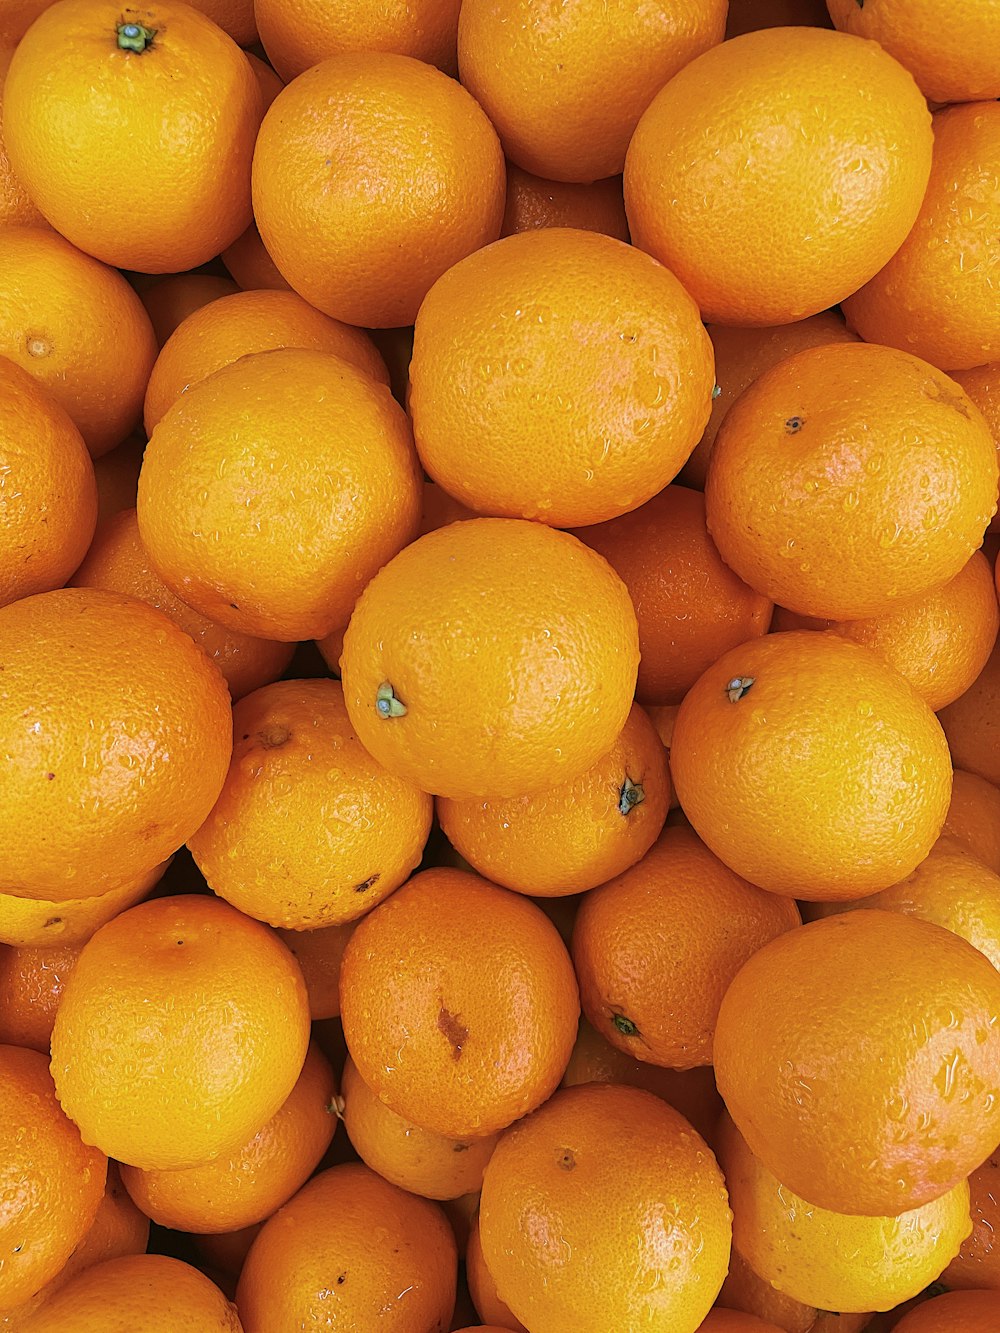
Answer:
top-left (0, 46), bottom-right (46, 228)
top-left (939, 639), bottom-right (1000, 787)
top-left (0, 861), bottom-right (168, 951)
top-left (244, 51), bottom-right (282, 108)
top-left (945, 769), bottom-right (1000, 877)
top-left (92, 434), bottom-right (145, 527)
top-left (465, 1215), bottom-right (527, 1333)
top-left (0, 0), bottom-right (56, 46)
top-left (953, 364), bottom-right (1000, 530)
top-left (188, 0), bottom-right (255, 46)
top-left (139, 273), bottom-right (239, 349)
top-left (275, 922), bottom-right (354, 1020)
top-left (716, 1247), bottom-right (828, 1333)
top-left (221, 220), bottom-right (291, 291)
top-left (942, 1149), bottom-right (1000, 1290)
top-left (892, 1290), bottom-right (1000, 1333)
top-left (501, 165), bottom-right (629, 241)
top-left (0, 941), bottom-right (78, 1053)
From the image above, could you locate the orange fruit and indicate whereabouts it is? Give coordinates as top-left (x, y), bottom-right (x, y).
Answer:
top-left (188, 0), bottom-right (255, 46)
top-left (716, 1247), bottom-right (831, 1333)
top-left (939, 639), bottom-right (1000, 787)
top-left (714, 909), bottom-right (1000, 1216)
top-left (92, 434), bottom-right (145, 527)
top-left (0, 46), bottom-right (46, 228)
top-left (0, 588), bottom-right (231, 901)
top-left (573, 824), bottom-right (800, 1068)
top-left (144, 288), bottom-right (387, 433)
top-left (946, 770), bottom-right (1000, 877)
top-left (670, 632), bottom-right (953, 900)
top-left (437, 702), bottom-right (669, 897)
top-left (465, 1215), bottom-right (527, 1333)
top-left (119, 1041), bottom-right (336, 1232)
top-left (275, 923), bottom-right (354, 1021)
top-left (0, 1044), bottom-right (106, 1311)
top-left (891, 1290), bottom-right (1000, 1333)
top-left (0, 942), bottom-right (78, 1053)
top-left (843, 103), bottom-right (1000, 373)
top-left (252, 52), bottom-right (504, 327)
top-left (0, 227), bottom-right (157, 457)
top-left (340, 867), bottom-right (579, 1137)
top-left (707, 342), bottom-right (998, 621)
top-left (479, 1083), bottom-right (731, 1333)
top-left (942, 1149), bottom-right (1000, 1290)
top-left (188, 678), bottom-right (433, 928)
top-left (0, 0), bottom-right (56, 46)
top-left (624, 28), bottom-right (933, 326)
top-left (419, 479), bottom-right (479, 536)
top-left (235, 1163), bottom-right (457, 1332)
top-left (50, 894), bottom-right (310, 1170)
top-left (501, 165), bottom-right (629, 241)
top-left (0, 861), bottom-right (168, 951)
top-left (221, 220), bottom-right (291, 291)
top-left (457, 0), bottom-right (726, 183)
top-left (699, 1316), bottom-right (794, 1333)
top-left (410, 228), bottom-right (715, 527)
top-left (3, 0), bottom-right (262, 273)
top-left (726, 0), bottom-right (832, 36)
top-left (244, 51), bottom-right (282, 106)
top-left (137, 347), bottom-right (422, 641)
top-left (341, 518), bottom-right (639, 799)
top-left (193, 1225), bottom-right (261, 1286)
top-left (953, 365), bottom-right (1000, 531)
top-left (139, 273), bottom-right (240, 348)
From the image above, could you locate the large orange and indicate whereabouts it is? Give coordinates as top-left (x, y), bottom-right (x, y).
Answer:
top-left (939, 639), bottom-right (1000, 787)
top-left (624, 27), bottom-right (933, 326)
top-left (0, 47), bottom-right (45, 227)
top-left (50, 894), bottom-right (310, 1170)
top-left (501, 165), bottom-right (629, 241)
top-left (891, 1290), bottom-right (1000, 1333)
top-left (714, 910), bottom-right (1000, 1217)
top-left (0, 861), bottom-right (168, 950)
top-left (3, 0), bottom-right (262, 272)
top-left (252, 53), bottom-right (504, 328)
top-left (457, 0), bottom-right (726, 183)
top-left (139, 272), bottom-right (239, 349)
top-left (340, 519), bottom-right (639, 799)
top-left (0, 942), bottom-right (78, 1053)
top-left (942, 1149), bottom-right (1000, 1290)
top-left (410, 228), bottom-right (714, 527)
top-left (946, 769), bottom-right (1000, 877)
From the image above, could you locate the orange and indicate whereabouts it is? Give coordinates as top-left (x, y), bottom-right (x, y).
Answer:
top-left (624, 28), bottom-right (933, 326)
top-left (458, 0), bottom-right (726, 183)
top-left (946, 770), bottom-right (1000, 877)
top-left (501, 165), bottom-right (629, 241)
top-left (573, 485), bottom-right (772, 704)
top-left (50, 893), bottom-right (310, 1170)
top-left (843, 103), bottom-right (1000, 373)
top-left (726, 0), bottom-right (832, 37)
top-left (137, 347), bottom-right (422, 641)
top-left (244, 51), bottom-right (282, 107)
top-left (235, 1163), bottom-right (457, 1332)
top-left (370, 326), bottom-right (415, 409)
top-left (252, 53), bottom-right (504, 327)
top-left (342, 518), bottom-right (638, 799)
top-left (670, 632), bottom-right (953, 900)
top-left (698, 1317), bottom-right (794, 1333)
top-left (0, 588), bottom-right (231, 901)
top-left (93, 434), bottom-right (145, 527)
top-left (3, 0), bottom-right (262, 273)
top-left (437, 702), bottom-right (669, 897)
top-left (0, 861), bottom-right (168, 950)
top-left (479, 1083), bottom-right (731, 1333)
top-left (0, 1044), bottom-right (106, 1311)
top-left (0, 0), bottom-right (56, 45)
top-left (188, 679), bottom-right (433, 928)
top-left (573, 825), bottom-right (800, 1069)
top-left (143, 287), bottom-right (388, 432)
top-left (275, 922), bottom-right (354, 1020)
top-left (891, 1290), bottom-right (1000, 1333)
top-left (0, 47), bottom-right (46, 228)
top-left (466, 1215), bottom-right (527, 1333)
top-left (189, 0), bottom-right (255, 46)
top-left (707, 342), bottom-right (999, 621)
top-left (120, 1041), bottom-right (336, 1232)
top-left (419, 479), bottom-right (479, 536)
top-left (194, 1226), bottom-right (261, 1286)
top-left (340, 867), bottom-right (579, 1137)
top-left (953, 365), bottom-right (1000, 531)
top-left (942, 1149), bottom-right (1000, 1290)
top-left (139, 273), bottom-right (239, 348)
top-left (410, 228), bottom-right (715, 527)
top-left (221, 220), bottom-right (291, 291)
top-left (0, 228), bottom-right (157, 457)
top-left (716, 1247), bottom-right (834, 1333)
top-left (939, 639), bottom-right (1000, 787)
top-left (0, 942), bottom-right (78, 1053)
top-left (714, 909), bottom-right (1000, 1216)
top-left (339, 1055), bottom-right (499, 1200)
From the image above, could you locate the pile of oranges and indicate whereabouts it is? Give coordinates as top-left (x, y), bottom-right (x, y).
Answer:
top-left (0, 0), bottom-right (999, 1328)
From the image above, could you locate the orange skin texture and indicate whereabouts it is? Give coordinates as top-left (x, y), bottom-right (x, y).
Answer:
top-left (573, 484), bottom-right (772, 704)
top-left (946, 770), bottom-right (1000, 877)
top-left (419, 480), bottom-right (479, 537)
top-left (252, 52), bottom-right (504, 328)
top-left (625, 28), bottom-right (933, 326)
top-left (466, 1216), bottom-right (527, 1333)
top-left (4, 0), bottom-right (263, 274)
top-left (119, 1042), bottom-right (337, 1233)
top-left (93, 434), bottom-right (145, 527)
top-left (340, 1055), bottom-right (499, 1201)
top-left (139, 273), bottom-right (240, 349)
top-left (0, 228), bottom-right (157, 457)
top-left (706, 342), bottom-right (999, 621)
top-left (501, 165), bottom-right (629, 241)
top-left (953, 364), bottom-right (1000, 530)
top-left (276, 922), bottom-right (354, 1020)
top-left (942, 1149), bottom-right (1000, 1290)
top-left (221, 220), bottom-right (291, 291)
top-left (0, 588), bottom-right (232, 901)
top-left (235, 1164), bottom-right (457, 1333)
top-left (480, 1083), bottom-right (732, 1333)
top-left (573, 825), bottom-right (801, 1069)
top-left (716, 1247), bottom-right (827, 1333)
top-left (843, 103), bottom-right (1000, 373)
top-left (189, 679), bottom-right (433, 928)
top-left (50, 894), bottom-right (311, 1171)
top-left (939, 639), bottom-right (1000, 787)
top-left (437, 702), bottom-right (669, 898)
top-left (194, 1225), bottom-right (261, 1284)
top-left (670, 632), bottom-right (953, 901)
top-left (188, 0), bottom-right (256, 46)
top-left (0, 0), bottom-right (56, 45)
top-left (891, 1290), bottom-right (1000, 1333)
top-left (0, 47), bottom-right (46, 228)
top-left (0, 942), bottom-right (78, 1053)
top-left (458, 0), bottom-right (726, 183)
top-left (137, 347), bottom-right (422, 642)
top-left (0, 860), bottom-right (168, 950)
top-left (144, 288), bottom-right (388, 432)
top-left (714, 909), bottom-right (1000, 1217)
top-left (244, 52), bottom-right (282, 109)
top-left (0, 358), bottom-right (97, 609)
top-left (410, 228), bottom-right (715, 528)
top-left (726, 0), bottom-right (831, 37)
top-left (340, 519), bottom-right (639, 800)
top-left (340, 868), bottom-right (580, 1138)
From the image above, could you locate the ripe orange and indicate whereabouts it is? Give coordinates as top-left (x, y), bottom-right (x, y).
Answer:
top-left (0, 861), bottom-right (168, 950)
top-left (953, 364), bottom-right (1000, 531)
top-left (465, 1215), bottom-right (527, 1333)
top-left (843, 103), bottom-right (1000, 373)
top-left (235, 1163), bottom-right (457, 1332)
top-left (252, 53), bottom-right (504, 327)
top-left (275, 923), bottom-right (354, 1020)
top-left (189, 0), bottom-right (255, 46)
top-left (139, 273), bottom-right (239, 348)
top-left (0, 47), bottom-right (46, 228)
top-left (625, 27), bottom-right (933, 325)
top-left (939, 639), bottom-right (1000, 787)
top-left (340, 519), bottom-right (639, 799)
top-left (419, 480), bottom-right (479, 536)
top-left (705, 342), bottom-right (998, 621)
top-left (0, 588), bottom-right (231, 901)
top-left (0, 942), bottom-right (78, 1053)
top-left (942, 1149), bottom-right (1000, 1290)
top-left (458, 0), bottom-right (726, 183)
top-left (137, 347), bottom-right (422, 642)
top-left (714, 910), bottom-right (1000, 1216)
top-left (716, 1247), bottom-right (832, 1333)
top-left (699, 1316), bottom-right (796, 1333)
top-left (340, 867), bottom-right (579, 1137)
top-left (244, 51), bottom-right (282, 106)
top-left (410, 228), bottom-right (714, 527)
top-left (501, 165), bottom-right (629, 241)
top-left (480, 1083), bottom-right (731, 1333)
top-left (93, 434), bottom-right (145, 527)
top-left (193, 1225), bottom-right (260, 1287)
top-left (50, 894), bottom-right (310, 1170)
top-left (3, 0), bottom-right (263, 272)
top-left (946, 770), bottom-right (1000, 877)
top-left (891, 1290), bottom-right (1000, 1333)
top-left (726, 0), bottom-right (832, 37)
top-left (0, 0), bottom-right (55, 46)
top-left (221, 220), bottom-right (291, 292)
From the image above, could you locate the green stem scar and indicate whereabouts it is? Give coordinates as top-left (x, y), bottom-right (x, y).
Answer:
top-left (117, 22), bottom-right (156, 52)
top-left (618, 776), bottom-right (645, 816)
top-left (726, 676), bottom-right (755, 703)
top-left (712, 384), bottom-right (722, 400)
top-left (375, 681), bottom-right (406, 718)
top-left (612, 1013), bottom-right (640, 1038)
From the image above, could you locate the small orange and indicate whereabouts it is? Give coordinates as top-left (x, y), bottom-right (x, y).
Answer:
top-left (465, 1215), bottom-right (527, 1333)
top-left (501, 165), bottom-right (629, 240)
top-left (410, 229), bottom-right (715, 527)
top-left (0, 861), bottom-right (168, 951)
top-left (953, 364), bottom-right (1000, 531)
top-left (221, 220), bottom-right (291, 291)
top-left (340, 867), bottom-right (579, 1137)
top-left (891, 1290), bottom-right (1000, 1333)
top-left (945, 770), bottom-right (1000, 877)
top-left (92, 434), bottom-right (145, 527)
top-left (139, 273), bottom-right (240, 348)
top-left (0, 942), bottom-right (78, 1053)
top-left (252, 53), bottom-right (504, 327)
top-left (275, 923), bottom-right (354, 1020)
top-left (0, 47), bottom-right (46, 228)
top-left (942, 1149), bottom-right (1000, 1290)
top-left (939, 639), bottom-right (1000, 788)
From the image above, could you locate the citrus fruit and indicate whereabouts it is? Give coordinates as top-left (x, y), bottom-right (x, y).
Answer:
top-left (139, 273), bottom-right (239, 349)
top-left (92, 435), bottom-right (145, 527)
top-left (699, 1315), bottom-right (792, 1333)
top-left (221, 221), bottom-right (290, 291)
top-left (465, 1215), bottom-right (527, 1333)
top-left (0, 47), bottom-right (45, 228)
top-left (189, 0), bottom-right (255, 46)
top-left (501, 165), bottom-right (629, 240)
top-left (275, 923), bottom-right (354, 1020)
top-left (942, 1148), bottom-right (1000, 1291)
top-left (946, 770), bottom-right (1000, 877)
top-left (0, 0), bottom-right (56, 49)
top-left (716, 1246), bottom-right (830, 1333)
top-left (891, 1289), bottom-right (999, 1332)
top-left (0, 861), bottom-right (167, 950)
top-left (0, 942), bottom-right (78, 1053)
top-left (939, 639), bottom-right (1000, 788)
